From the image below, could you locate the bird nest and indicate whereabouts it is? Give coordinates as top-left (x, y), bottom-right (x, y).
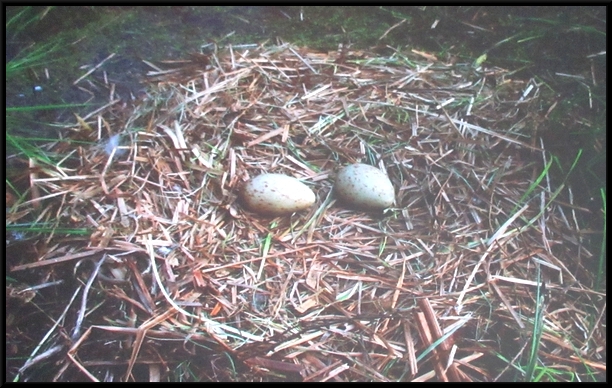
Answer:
top-left (7, 43), bottom-right (605, 382)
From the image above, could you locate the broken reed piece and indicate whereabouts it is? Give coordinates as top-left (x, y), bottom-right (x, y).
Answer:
top-left (414, 298), bottom-right (465, 382)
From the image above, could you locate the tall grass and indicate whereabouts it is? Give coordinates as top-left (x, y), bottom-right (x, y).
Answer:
top-left (6, 7), bottom-right (94, 239)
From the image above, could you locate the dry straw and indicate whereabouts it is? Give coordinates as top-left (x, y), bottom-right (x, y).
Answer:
top-left (7, 43), bottom-right (604, 382)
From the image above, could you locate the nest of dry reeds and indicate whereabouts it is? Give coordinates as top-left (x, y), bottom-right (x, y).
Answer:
top-left (7, 43), bottom-right (605, 382)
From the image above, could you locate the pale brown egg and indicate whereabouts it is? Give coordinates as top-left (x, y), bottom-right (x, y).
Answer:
top-left (334, 163), bottom-right (395, 210)
top-left (239, 173), bottom-right (315, 216)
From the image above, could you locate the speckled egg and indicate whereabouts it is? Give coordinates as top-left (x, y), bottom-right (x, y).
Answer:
top-left (334, 163), bottom-right (395, 210)
top-left (239, 173), bottom-right (316, 216)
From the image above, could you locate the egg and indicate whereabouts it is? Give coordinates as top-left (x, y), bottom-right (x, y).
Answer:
top-left (334, 163), bottom-right (395, 210)
top-left (239, 173), bottom-right (316, 216)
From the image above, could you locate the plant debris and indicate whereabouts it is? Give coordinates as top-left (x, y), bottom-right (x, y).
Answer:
top-left (6, 43), bottom-right (605, 382)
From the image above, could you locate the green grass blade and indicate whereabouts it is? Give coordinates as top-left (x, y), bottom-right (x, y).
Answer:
top-left (511, 156), bottom-right (553, 214)
top-left (7, 103), bottom-right (94, 112)
top-left (524, 264), bottom-right (545, 381)
top-left (595, 188), bottom-right (606, 291)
